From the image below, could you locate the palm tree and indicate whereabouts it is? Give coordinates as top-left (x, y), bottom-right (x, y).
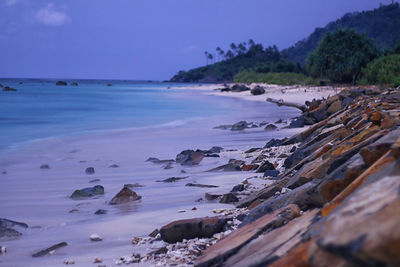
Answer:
top-left (204, 51), bottom-right (209, 65)
top-left (208, 53), bottom-right (214, 64)
top-left (230, 43), bottom-right (237, 55)
top-left (216, 47), bottom-right (225, 61)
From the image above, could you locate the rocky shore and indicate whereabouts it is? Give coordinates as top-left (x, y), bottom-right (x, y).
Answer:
top-left (120, 85), bottom-right (400, 266)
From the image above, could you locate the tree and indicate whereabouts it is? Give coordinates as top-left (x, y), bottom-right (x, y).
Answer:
top-left (204, 51), bottom-right (210, 65)
top-left (216, 47), bottom-right (225, 61)
top-left (238, 43), bottom-right (247, 55)
top-left (208, 53), bottom-right (214, 64)
top-left (248, 39), bottom-right (255, 48)
top-left (306, 29), bottom-right (379, 83)
top-left (225, 50), bottom-right (234, 59)
top-left (230, 43), bottom-right (238, 55)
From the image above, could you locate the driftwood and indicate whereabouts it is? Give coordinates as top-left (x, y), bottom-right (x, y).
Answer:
top-left (32, 242), bottom-right (68, 257)
top-left (266, 98), bottom-right (307, 112)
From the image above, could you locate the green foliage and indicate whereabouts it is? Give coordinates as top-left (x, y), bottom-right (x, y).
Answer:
top-left (234, 71), bottom-right (316, 85)
top-left (362, 54), bottom-right (400, 87)
top-left (306, 29), bottom-right (379, 83)
top-left (283, 3), bottom-right (400, 65)
top-left (170, 44), bottom-right (301, 82)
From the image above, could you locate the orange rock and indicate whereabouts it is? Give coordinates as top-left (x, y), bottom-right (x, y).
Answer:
top-left (241, 164), bottom-right (258, 171)
top-left (269, 240), bottom-right (313, 267)
top-left (248, 200), bottom-right (261, 210)
top-left (370, 111), bottom-right (382, 124)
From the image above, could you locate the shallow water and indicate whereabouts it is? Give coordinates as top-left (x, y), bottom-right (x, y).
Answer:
top-left (0, 80), bottom-right (301, 266)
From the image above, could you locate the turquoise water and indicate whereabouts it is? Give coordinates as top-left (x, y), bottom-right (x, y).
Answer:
top-left (0, 80), bottom-right (229, 150)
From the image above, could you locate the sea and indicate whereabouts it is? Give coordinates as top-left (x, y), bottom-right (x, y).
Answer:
top-left (0, 79), bottom-right (301, 266)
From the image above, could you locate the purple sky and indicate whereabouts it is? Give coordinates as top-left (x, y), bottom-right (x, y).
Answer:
top-left (0, 0), bottom-right (391, 80)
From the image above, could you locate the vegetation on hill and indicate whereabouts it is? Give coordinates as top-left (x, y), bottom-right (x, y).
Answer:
top-left (306, 29), bottom-right (379, 83)
top-left (283, 3), bottom-right (400, 65)
top-left (170, 43), bottom-right (301, 82)
top-left (170, 3), bottom-right (400, 84)
top-left (361, 54), bottom-right (400, 87)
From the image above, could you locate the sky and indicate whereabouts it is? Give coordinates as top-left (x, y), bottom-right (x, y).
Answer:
top-left (0, 0), bottom-right (393, 80)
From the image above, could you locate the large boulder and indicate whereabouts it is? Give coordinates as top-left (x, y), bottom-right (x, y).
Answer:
top-left (250, 86), bottom-right (265, 95)
top-left (176, 150), bottom-right (204, 166)
top-left (109, 186), bottom-right (141, 205)
top-left (160, 216), bottom-right (230, 243)
top-left (70, 185), bottom-right (104, 199)
top-left (231, 84), bottom-right (250, 92)
top-left (0, 218), bottom-right (28, 240)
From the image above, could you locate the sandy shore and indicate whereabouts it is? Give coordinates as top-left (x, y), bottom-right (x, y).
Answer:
top-left (171, 83), bottom-right (346, 105)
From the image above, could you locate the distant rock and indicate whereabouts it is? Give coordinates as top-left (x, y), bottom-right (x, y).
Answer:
top-left (106, 83), bottom-right (112, 86)
top-left (71, 82), bottom-right (78, 86)
top-left (85, 167), bottom-right (95, 174)
top-left (89, 179), bottom-right (101, 183)
top-left (264, 124), bottom-right (278, 131)
top-left (90, 234), bottom-right (102, 242)
top-left (231, 121), bottom-right (249, 131)
top-left (263, 169), bottom-right (280, 178)
top-left (220, 193), bottom-right (239, 203)
top-left (176, 150), bottom-right (204, 166)
top-left (264, 138), bottom-right (285, 148)
top-left (205, 193), bottom-right (222, 201)
top-left (185, 183), bottom-right (218, 188)
top-left (108, 164), bottom-right (119, 168)
top-left (2, 86), bottom-right (17, 92)
top-left (156, 176), bottom-right (189, 183)
top-left (231, 84), bottom-right (250, 92)
top-left (231, 184), bottom-right (246, 192)
top-left (123, 183), bottom-right (144, 188)
top-left (0, 218), bottom-right (28, 240)
top-left (160, 216), bottom-right (231, 243)
top-left (256, 160), bottom-right (275, 173)
top-left (250, 86), bottom-right (266, 95)
top-left (56, 81), bottom-right (67, 86)
top-left (40, 164), bottom-right (50, 169)
top-left (94, 209), bottom-right (107, 215)
top-left (109, 186), bottom-right (141, 205)
top-left (145, 157), bottom-right (175, 164)
top-left (70, 185), bottom-right (104, 199)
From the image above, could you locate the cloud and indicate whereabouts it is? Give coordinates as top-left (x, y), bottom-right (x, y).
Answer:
top-left (181, 45), bottom-right (199, 54)
top-left (36, 3), bottom-right (69, 26)
top-left (4, 0), bottom-right (18, 7)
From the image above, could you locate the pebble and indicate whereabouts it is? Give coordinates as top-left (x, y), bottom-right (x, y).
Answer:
top-left (90, 234), bottom-right (102, 242)
top-left (93, 258), bottom-right (102, 263)
top-left (63, 259), bottom-right (75, 265)
top-left (0, 246), bottom-right (6, 254)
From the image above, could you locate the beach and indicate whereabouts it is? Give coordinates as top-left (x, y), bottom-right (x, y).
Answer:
top-left (0, 81), bottom-right (344, 266)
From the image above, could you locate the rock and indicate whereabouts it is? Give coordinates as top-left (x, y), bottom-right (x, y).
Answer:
top-left (0, 246), bottom-right (6, 254)
top-left (288, 117), bottom-right (305, 128)
top-left (32, 242), bottom-right (68, 257)
top-left (245, 147), bottom-right (261, 153)
top-left (263, 170), bottom-right (280, 178)
top-left (250, 86), bottom-right (265, 95)
top-left (290, 146), bottom-right (297, 153)
top-left (327, 100), bottom-right (342, 115)
top-left (90, 234), bottom-right (102, 242)
top-left (195, 205), bottom-right (301, 267)
top-left (185, 183), bottom-right (218, 188)
top-left (40, 164), bottom-right (50, 169)
top-left (264, 138), bottom-right (285, 148)
top-left (149, 246), bottom-right (168, 255)
top-left (231, 84), bottom-right (250, 92)
top-left (63, 259), bottom-right (75, 265)
top-left (231, 121), bottom-right (249, 131)
top-left (156, 176), bottom-right (189, 183)
top-left (109, 164), bottom-right (119, 168)
top-left (210, 146), bottom-right (224, 153)
top-left (85, 167), bottom-right (95, 174)
top-left (71, 82), bottom-right (78, 86)
top-left (89, 179), bottom-right (100, 183)
top-left (214, 124), bottom-right (233, 130)
top-left (205, 193), bottom-right (222, 201)
top-left (231, 184), bottom-right (245, 192)
top-left (176, 150), bottom-right (204, 166)
top-left (56, 81), bottom-right (67, 86)
top-left (309, 103), bottom-right (327, 122)
top-left (148, 229), bottom-right (159, 238)
top-left (208, 159), bottom-right (244, 172)
top-left (70, 185), bottom-right (104, 199)
top-left (264, 124), bottom-right (278, 131)
top-left (123, 183), bottom-right (144, 188)
top-left (256, 160), bottom-right (275, 173)
top-left (160, 216), bottom-right (231, 243)
top-left (106, 83), bottom-right (112, 86)
top-left (145, 157), bottom-right (174, 164)
top-left (94, 209), bottom-right (107, 215)
top-left (0, 218), bottom-right (28, 239)
top-left (220, 87), bottom-right (231, 92)
top-left (3, 86), bottom-right (17, 92)
top-left (220, 193), bottom-right (239, 203)
top-left (109, 186), bottom-right (141, 205)
top-left (241, 180), bottom-right (323, 225)
top-left (241, 164), bottom-right (258, 171)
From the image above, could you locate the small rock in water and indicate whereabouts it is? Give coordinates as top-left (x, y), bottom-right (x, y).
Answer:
top-left (164, 163), bottom-right (173, 169)
top-left (94, 209), bottom-right (107, 215)
top-left (109, 164), bottom-right (119, 168)
top-left (123, 183), bottom-right (144, 188)
top-left (40, 164), bottom-right (50, 169)
top-left (185, 183), bottom-right (218, 188)
top-left (90, 234), bottom-right (102, 242)
top-left (109, 186), bottom-right (141, 205)
top-left (178, 210), bottom-right (186, 213)
top-left (70, 185), bottom-right (104, 199)
top-left (85, 167), bottom-right (95, 174)
top-left (181, 170), bottom-right (186, 173)
top-left (1, 170), bottom-right (6, 174)
top-left (89, 179), bottom-right (101, 183)
top-left (264, 124), bottom-right (278, 131)
top-left (220, 193), bottom-right (239, 203)
top-left (93, 258), bottom-right (102, 263)
top-left (63, 259), bottom-right (75, 265)
top-left (192, 207), bottom-right (197, 210)
top-left (0, 246), bottom-right (6, 254)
